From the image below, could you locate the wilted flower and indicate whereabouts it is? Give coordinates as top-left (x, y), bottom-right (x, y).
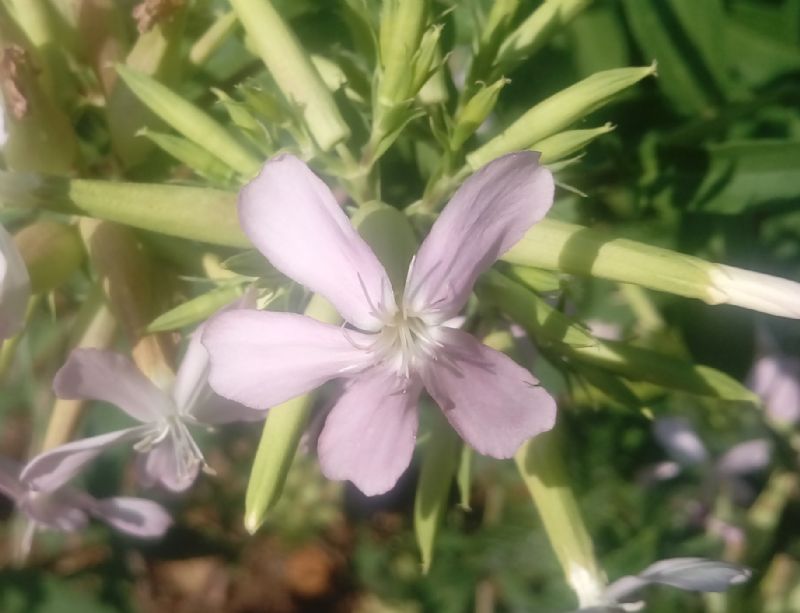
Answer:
top-left (576, 557), bottom-right (751, 612)
top-left (23, 304), bottom-right (263, 493)
top-left (203, 151), bottom-right (557, 495)
top-left (0, 457), bottom-right (171, 541)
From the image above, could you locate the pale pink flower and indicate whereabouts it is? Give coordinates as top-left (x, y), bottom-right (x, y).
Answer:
top-left (0, 457), bottom-right (171, 539)
top-left (22, 300), bottom-right (263, 493)
top-left (203, 152), bottom-right (557, 495)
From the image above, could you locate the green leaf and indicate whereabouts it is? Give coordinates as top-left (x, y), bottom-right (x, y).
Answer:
top-left (145, 284), bottom-right (245, 333)
top-left (686, 141), bottom-right (800, 214)
top-left (138, 128), bottom-right (239, 185)
top-left (116, 64), bottom-right (262, 176)
top-left (478, 270), bottom-right (597, 348)
top-left (414, 409), bottom-right (460, 574)
top-left (622, 0), bottom-right (736, 115)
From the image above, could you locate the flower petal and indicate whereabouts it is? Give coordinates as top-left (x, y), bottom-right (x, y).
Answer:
top-left (748, 352), bottom-right (800, 425)
top-left (421, 328), bottom-right (556, 457)
top-left (92, 496), bottom-right (173, 538)
top-left (239, 154), bottom-right (394, 331)
top-left (18, 490), bottom-right (90, 532)
top-left (20, 426), bottom-right (152, 491)
top-left (716, 439), bottom-right (772, 476)
top-left (0, 224), bottom-right (31, 340)
top-left (54, 349), bottom-right (172, 422)
top-left (134, 436), bottom-right (200, 492)
top-left (317, 370), bottom-right (421, 496)
top-left (0, 457), bottom-right (23, 501)
top-left (405, 151), bottom-right (554, 320)
top-left (174, 294), bottom-right (263, 424)
top-left (203, 310), bottom-right (372, 410)
top-left (652, 417), bottom-right (709, 466)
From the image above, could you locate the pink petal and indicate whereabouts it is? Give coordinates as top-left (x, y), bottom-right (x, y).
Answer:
top-left (203, 310), bottom-right (372, 410)
top-left (54, 349), bottom-right (172, 422)
top-left (134, 437), bottom-right (200, 492)
top-left (0, 224), bottom-right (31, 340)
top-left (748, 353), bottom-right (800, 425)
top-left (318, 370), bottom-right (421, 496)
top-left (172, 328), bottom-right (214, 415)
top-left (174, 293), bottom-right (263, 424)
top-left (18, 490), bottom-right (90, 532)
top-left (239, 154), bottom-right (394, 331)
top-left (421, 328), bottom-right (556, 457)
top-left (21, 426), bottom-right (152, 491)
top-left (717, 439), bottom-right (772, 476)
top-left (405, 151), bottom-right (554, 320)
top-left (93, 496), bottom-right (173, 538)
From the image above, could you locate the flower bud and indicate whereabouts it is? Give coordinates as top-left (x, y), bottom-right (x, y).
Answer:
top-left (230, 0), bottom-right (350, 151)
top-left (13, 219), bottom-right (83, 293)
top-left (516, 429), bottom-right (607, 608)
top-left (117, 65), bottom-right (261, 177)
top-left (450, 77), bottom-right (509, 152)
top-left (377, 0), bottom-right (428, 107)
top-left (534, 123), bottom-right (615, 163)
top-left (467, 64), bottom-right (656, 169)
top-left (494, 0), bottom-right (593, 76)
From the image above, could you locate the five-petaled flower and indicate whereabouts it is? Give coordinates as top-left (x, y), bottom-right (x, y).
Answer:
top-left (22, 302), bottom-right (264, 493)
top-left (0, 457), bottom-right (171, 545)
top-left (202, 151), bottom-right (558, 495)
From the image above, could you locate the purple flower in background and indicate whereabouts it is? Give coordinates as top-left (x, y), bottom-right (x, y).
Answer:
top-left (203, 152), bottom-right (557, 495)
top-left (747, 343), bottom-right (800, 426)
top-left (0, 457), bottom-right (171, 542)
top-left (652, 417), bottom-right (771, 485)
top-left (22, 305), bottom-right (263, 493)
top-left (0, 223), bottom-right (30, 341)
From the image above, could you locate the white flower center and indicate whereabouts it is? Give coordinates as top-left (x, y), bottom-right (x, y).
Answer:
top-left (134, 415), bottom-right (209, 482)
top-left (368, 309), bottom-right (443, 378)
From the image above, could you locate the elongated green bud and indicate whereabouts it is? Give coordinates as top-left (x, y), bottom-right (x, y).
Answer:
top-left (502, 218), bottom-right (800, 319)
top-left (450, 77), bottom-right (509, 152)
top-left (7, 173), bottom-right (798, 320)
top-left (494, 0), bottom-right (593, 75)
top-left (117, 65), bottom-right (261, 176)
top-left (467, 64), bottom-right (656, 169)
top-left (483, 273), bottom-right (758, 403)
top-left (516, 430), bottom-right (607, 608)
top-left (534, 123), bottom-right (615, 163)
top-left (414, 409), bottom-right (460, 573)
top-left (244, 295), bottom-right (340, 533)
top-left (13, 220), bottom-right (83, 293)
top-left (378, 0), bottom-right (428, 106)
top-left (467, 0), bottom-right (520, 84)
top-left (230, 0), bottom-right (349, 151)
